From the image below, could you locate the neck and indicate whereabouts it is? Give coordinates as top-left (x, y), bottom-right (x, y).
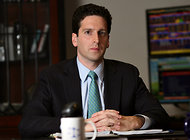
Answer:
top-left (77, 57), bottom-right (103, 71)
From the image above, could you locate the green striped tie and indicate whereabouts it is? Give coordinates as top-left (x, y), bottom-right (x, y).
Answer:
top-left (87, 71), bottom-right (102, 118)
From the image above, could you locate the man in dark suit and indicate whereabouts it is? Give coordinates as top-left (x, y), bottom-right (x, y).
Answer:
top-left (19, 3), bottom-right (169, 137)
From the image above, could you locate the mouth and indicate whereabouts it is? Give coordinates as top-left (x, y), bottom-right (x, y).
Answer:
top-left (90, 47), bottom-right (99, 51)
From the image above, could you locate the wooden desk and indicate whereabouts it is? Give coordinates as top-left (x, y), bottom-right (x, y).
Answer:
top-left (0, 131), bottom-right (187, 140)
top-left (93, 131), bottom-right (187, 140)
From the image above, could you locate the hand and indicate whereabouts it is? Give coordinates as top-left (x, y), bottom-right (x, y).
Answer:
top-left (118, 115), bottom-right (145, 131)
top-left (85, 110), bottom-right (121, 132)
top-left (85, 110), bottom-right (145, 132)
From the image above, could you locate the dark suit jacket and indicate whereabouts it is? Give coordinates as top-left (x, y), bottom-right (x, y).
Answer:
top-left (19, 58), bottom-right (169, 137)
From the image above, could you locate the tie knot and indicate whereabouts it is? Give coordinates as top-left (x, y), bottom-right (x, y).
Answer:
top-left (88, 71), bottom-right (97, 80)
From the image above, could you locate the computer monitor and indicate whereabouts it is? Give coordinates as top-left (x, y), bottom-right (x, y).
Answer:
top-left (146, 5), bottom-right (190, 56)
top-left (147, 5), bottom-right (190, 103)
top-left (149, 56), bottom-right (190, 103)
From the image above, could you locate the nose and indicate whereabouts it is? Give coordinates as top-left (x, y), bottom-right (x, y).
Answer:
top-left (93, 33), bottom-right (99, 43)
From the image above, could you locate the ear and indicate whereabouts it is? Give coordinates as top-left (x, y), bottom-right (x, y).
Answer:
top-left (107, 36), bottom-right (110, 48)
top-left (72, 33), bottom-right (78, 47)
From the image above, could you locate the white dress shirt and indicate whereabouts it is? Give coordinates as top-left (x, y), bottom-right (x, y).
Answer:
top-left (77, 57), bottom-right (105, 119)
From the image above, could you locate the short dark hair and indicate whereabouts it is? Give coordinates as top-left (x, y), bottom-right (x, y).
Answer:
top-left (72, 3), bottom-right (112, 35)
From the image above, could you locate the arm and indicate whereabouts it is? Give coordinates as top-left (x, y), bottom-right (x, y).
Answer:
top-left (134, 77), bottom-right (170, 129)
top-left (85, 63), bottom-right (169, 132)
top-left (19, 71), bottom-right (61, 138)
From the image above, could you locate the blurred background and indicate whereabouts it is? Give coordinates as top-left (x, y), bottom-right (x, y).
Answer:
top-left (1, 0), bottom-right (190, 138)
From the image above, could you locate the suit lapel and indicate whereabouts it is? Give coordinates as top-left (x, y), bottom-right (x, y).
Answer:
top-left (104, 60), bottom-right (121, 111)
top-left (62, 58), bottom-right (82, 110)
top-left (61, 58), bottom-right (121, 112)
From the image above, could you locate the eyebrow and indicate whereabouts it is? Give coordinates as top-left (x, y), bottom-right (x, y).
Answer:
top-left (82, 28), bottom-right (107, 31)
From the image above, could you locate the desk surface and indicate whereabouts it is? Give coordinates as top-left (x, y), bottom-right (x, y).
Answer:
top-left (96, 131), bottom-right (187, 140)
top-left (0, 131), bottom-right (188, 140)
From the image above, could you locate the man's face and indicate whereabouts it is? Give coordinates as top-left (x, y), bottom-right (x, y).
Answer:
top-left (72, 15), bottom-right (109, 66)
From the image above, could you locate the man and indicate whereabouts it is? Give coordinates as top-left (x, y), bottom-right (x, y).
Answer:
top-left (19, 3), bottom-right (169, 137)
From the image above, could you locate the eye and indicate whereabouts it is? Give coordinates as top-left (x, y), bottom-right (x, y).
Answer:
top-left (99, 30), bottom-right (107, 36)
top-left (84, 30), bottom-right (91, 35)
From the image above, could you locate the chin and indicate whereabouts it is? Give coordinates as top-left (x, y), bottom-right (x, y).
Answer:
top-left (90, 57), bottom-right (103, 63)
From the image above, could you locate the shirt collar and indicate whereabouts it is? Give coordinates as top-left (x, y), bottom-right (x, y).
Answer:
top-left (77, 57), bottom-right (104, 83)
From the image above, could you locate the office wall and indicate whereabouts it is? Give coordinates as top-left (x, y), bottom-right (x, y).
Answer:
top-left (64, 0), bottom-right (190, 117)
top-left (64, 0), bottom-right (190, 87)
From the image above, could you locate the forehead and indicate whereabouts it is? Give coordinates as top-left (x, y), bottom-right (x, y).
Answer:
top-left (80, 15), bottom-right (107, 30)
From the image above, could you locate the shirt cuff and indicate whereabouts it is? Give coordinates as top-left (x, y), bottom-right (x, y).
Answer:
top-left (135, 114), bottom-right (152, 129)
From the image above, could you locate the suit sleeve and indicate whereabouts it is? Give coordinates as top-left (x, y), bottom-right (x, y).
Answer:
top-left (18, 70), bottom-right (61, 138)
top-left (134, 69), bottom-right (170, 129)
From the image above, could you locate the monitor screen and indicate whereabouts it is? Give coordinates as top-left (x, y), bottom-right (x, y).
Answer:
top-left (146, 6), bottom-right (190, 56)
top-left (159, 70), bottom-right (190, 101)
top-left (149, 56), bottom-right (190, 103)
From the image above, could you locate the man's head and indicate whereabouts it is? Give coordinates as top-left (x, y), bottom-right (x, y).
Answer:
top-left (72, 4), bottom-right (111, 70)
top-left (72, 3), bottom-right (112, 35)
